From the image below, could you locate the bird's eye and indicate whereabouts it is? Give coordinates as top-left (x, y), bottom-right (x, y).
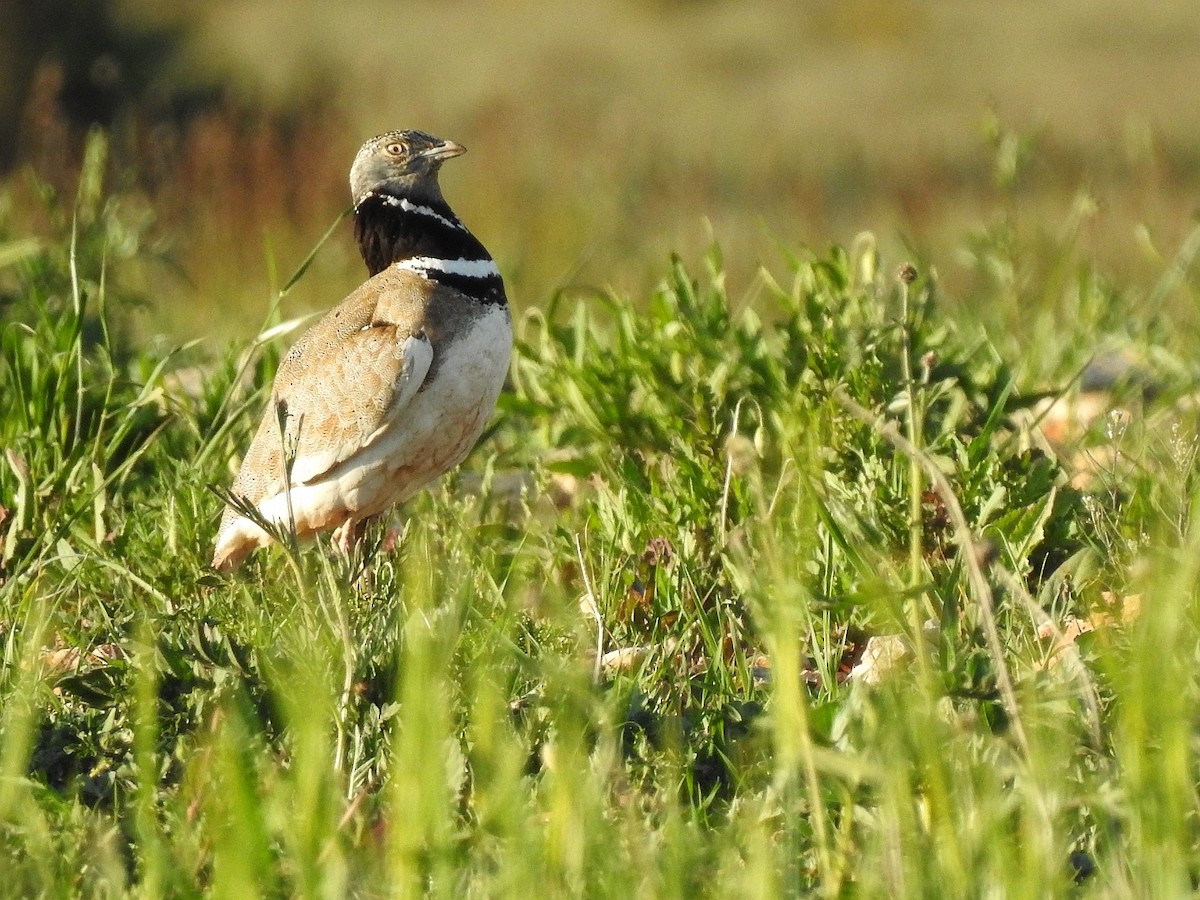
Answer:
top-left (385, 142), bottom-right (405, 156)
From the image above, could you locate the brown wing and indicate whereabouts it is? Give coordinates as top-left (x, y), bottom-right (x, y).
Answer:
top-left (217, 268), bottom-right (436, 530)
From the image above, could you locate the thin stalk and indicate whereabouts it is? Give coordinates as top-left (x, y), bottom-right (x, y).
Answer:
top-left (897, 269), bottom-right (923, 592)
top-left (202, 207), bottom-right (351, 447)
top-left (319, 560), bottom-right (358, 781)
top-left (894, 268), bottom-right (942, 750)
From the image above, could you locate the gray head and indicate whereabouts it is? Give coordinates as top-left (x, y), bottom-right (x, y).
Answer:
top-left (349, 130), bottom-right (466, 208)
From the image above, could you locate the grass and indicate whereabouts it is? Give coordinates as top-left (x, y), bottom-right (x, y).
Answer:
top-left (3, 124), bottom-right (1200, 897)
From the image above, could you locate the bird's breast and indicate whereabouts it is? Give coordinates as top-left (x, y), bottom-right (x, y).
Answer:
top-left (336, 302), bottom-right (513, 515)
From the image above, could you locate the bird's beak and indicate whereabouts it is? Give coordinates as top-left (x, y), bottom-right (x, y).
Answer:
top-left (420, 140), bottom-right (466, 162)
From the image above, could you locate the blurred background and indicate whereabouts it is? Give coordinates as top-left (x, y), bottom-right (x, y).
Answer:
top-left (2, 0), bottom-right (1199, 343)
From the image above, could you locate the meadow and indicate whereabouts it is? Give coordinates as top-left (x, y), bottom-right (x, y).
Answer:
top-left (4, 2), bottom-right (1200, 895)
top-left (2, 124), bottom-right (1199, 895)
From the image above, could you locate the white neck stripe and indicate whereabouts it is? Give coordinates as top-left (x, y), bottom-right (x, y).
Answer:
top-left (369, 194), bottom-right (466, 231)
top-left (395, 257), bottom-right (501, 279)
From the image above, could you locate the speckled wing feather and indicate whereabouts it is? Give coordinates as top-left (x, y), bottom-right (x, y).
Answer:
top-left (212, 268), bottom-right (436, 568)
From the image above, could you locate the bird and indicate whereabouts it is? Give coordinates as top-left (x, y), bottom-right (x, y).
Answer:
top-left (211, 130), bottom-right (512, 572)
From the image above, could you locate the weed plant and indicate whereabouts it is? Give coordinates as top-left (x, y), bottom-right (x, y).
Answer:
top-left (2, 132), bottom-right (1200, 896)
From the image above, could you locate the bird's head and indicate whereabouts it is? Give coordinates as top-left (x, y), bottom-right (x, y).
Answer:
top-left (349, 130), bottom-right (466, 208)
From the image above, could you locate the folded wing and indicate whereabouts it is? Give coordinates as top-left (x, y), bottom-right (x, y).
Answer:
top-left (212, 270), bottom-right (435, 569)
